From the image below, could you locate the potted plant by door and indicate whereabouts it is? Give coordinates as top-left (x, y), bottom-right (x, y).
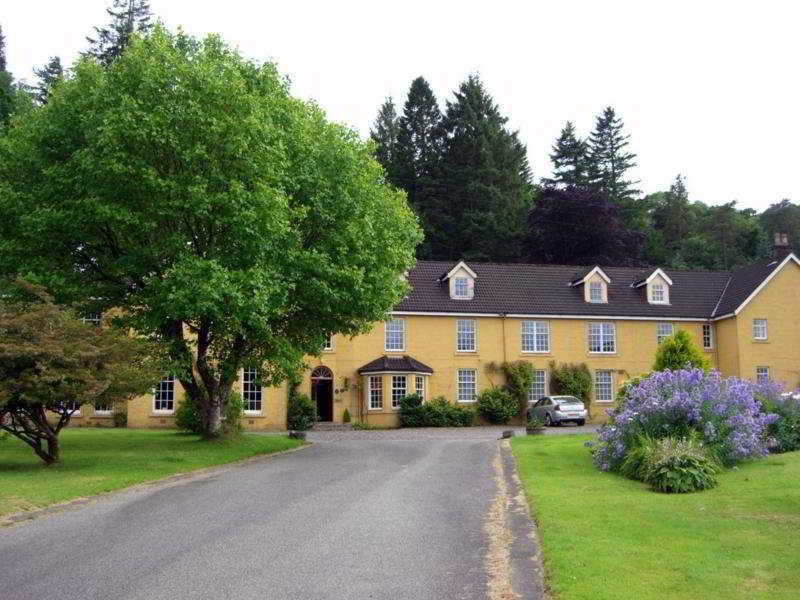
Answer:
top-left (526, 417), bottom-right (546, 435)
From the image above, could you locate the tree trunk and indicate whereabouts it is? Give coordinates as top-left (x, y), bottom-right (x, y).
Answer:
top-left (45, 434), bottom-right (61, 464)
top-left (204, 395), bottom-right (223, 438)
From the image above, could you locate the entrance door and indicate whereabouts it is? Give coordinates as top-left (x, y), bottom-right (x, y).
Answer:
top-left (311, 366), bottom-right (334, 422)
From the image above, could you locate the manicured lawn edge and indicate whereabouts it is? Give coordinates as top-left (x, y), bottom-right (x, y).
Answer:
top-left (0, 429), bottom-right (307, 524)
top-left (511, 434), bottom-right (800, 600)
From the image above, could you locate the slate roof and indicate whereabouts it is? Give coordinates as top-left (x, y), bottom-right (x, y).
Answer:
top-left (394, 255), bottom-right (796, 320)
top-left (357, 355), bottom-right (434, 374)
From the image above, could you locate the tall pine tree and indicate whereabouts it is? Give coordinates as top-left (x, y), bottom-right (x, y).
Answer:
top-left (32, 56), bottom-right (63, 105)
top-left (393, 77), bottom-right (442, 219)
top-left (369, 97), bottom-right (399, 182)
top-left (542, 121), bottom-right (588, 187)
top-left (586, 106), bottom-right (639, 211)
top-left (0, 23), bottom-right (14, 128)
top-left (432, 75), bottom-right (533, 261)
top-left (85, 0), bottom-right (154, 67)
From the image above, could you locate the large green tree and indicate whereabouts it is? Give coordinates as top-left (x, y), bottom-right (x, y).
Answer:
top-left (85, 0), bottom-right (154, 66)
top-left (32, 56), bottom-right (64, 105)
top-left (760, 199), bottom-right (800, 254)
top-left (587, 106), bottom-right (641, 223)
top-left (0, 282), bottom-right (161, 464)
top-left (542, 121), bottom-right (589, 187)
top-left (0, 28), bottom-right (422, 437)
top-left (432, 75), bottom-right (533, 261)
top-left (0, 23), bottom-right (15, 128)
top-left (369, 96), bottom-right (399, 181)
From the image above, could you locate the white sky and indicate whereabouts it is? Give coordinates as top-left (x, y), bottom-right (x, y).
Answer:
top-left (4, 0), bottom-right (799, 211)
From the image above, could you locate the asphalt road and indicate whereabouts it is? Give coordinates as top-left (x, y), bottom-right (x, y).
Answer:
top-left (1, 432), bottom-right (542, 600)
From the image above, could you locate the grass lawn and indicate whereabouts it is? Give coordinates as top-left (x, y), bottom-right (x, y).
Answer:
top-left (512, 434), bottom-right (800, 600)
top-left (0, 428), bottom-right (304, 517)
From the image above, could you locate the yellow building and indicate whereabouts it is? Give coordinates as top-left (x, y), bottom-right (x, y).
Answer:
top-left (115, 247), bottom-right (800, 429)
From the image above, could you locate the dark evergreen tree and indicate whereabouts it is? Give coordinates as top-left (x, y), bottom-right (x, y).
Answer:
top-left (369, 97), bottom-right (399, 182)
top-left (85, 0), bottom-right (154, 67)
top-left (432, 75), bottom-right (533, 261)
top-left (646, 174), bottom-right (693, 260)
top-left (542, 121), bottom-right (588, 187)
top-left (393, 77), bottom-right (443, 218)
top-left (0, 24), bottom-right (14, 128)
top-left (527, 186), bottom-right (643, 266)
top-left (760, 199), bottom-right (800, 254)
top-left (586, 106), bottom-right (640, 214)
top-left (32, 56), bottom-right (63, 105)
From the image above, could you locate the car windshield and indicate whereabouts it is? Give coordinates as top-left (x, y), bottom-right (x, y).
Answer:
top-left (554, 397), bottom-right (582, 406)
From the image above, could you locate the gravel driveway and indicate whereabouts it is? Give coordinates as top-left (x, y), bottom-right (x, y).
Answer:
top-left (1, 430), bottom-right (545, 600)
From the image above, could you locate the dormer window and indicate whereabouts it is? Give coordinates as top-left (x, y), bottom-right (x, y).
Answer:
top-left (454, 277), bottom-right (469, 298)
top-left (589, 281), bottom-right (604, 303)
top-left (650, 283), bottom-right (665, 303)
top-left (442, 260), bottom-right (477, 300)
top-left (634, 268), bottom-right (672, 305)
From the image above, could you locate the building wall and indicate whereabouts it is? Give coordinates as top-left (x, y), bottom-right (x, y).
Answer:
top-left (715, 317), bottom-right (740, 378)
top-left (734, 260), bottom-right (800, 388)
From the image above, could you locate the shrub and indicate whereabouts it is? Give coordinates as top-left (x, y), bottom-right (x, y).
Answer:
top-left (223, 392), bottom-right (244, 435)
top-left (352, 421), bottom-right (388, 430)
top-left (549, 361), bottom-right (592, 416)
top-left (755, 383), bottom-right (800, 453)
top-left (477, 388), bottom-right (517, 424)
top-left (287, 393), bottom-right (316, 431)
top-left (495, 361), bottom-right (534, 418)
top-left (592, 369), bottom-right (778, 471)
top-left (175, 398), bottom-right (204, 434)
top-left (653, 330), bottom-right (710, 372)
top-left (399, 394), bottom-right (474, 427)
top-left (639, 435), bottom-right (721, 493)
top-left (176, 392), bottom-right (243, 435)
top-left (342, 408), bottom-right (351, 424)
top-left (113, 411), bottom-right (127, 428)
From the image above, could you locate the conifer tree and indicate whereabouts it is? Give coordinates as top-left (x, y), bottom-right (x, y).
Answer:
top-left (0, 23), bottom-right (14, 128)
top-left (586, 106), bottom-right (639, 208)
top-left (32, 56), bottom-right (63, 105)
top-left (432, 75), bottom-right (533, 261)
top-left (393, 77), bottom-right (443, 218)
top-left (369, 97), bottom-right (399, 182)
top-left (542, 121), bottom-right (588, 187)
top-left (85, 0), bottom-right (153, 66)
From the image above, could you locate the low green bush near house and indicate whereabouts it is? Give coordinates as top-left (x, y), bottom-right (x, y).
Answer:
top-left (287, 393), bottom-right (316, 431)
top-left (477, 388), bottom-right (517, 424)
top-left (342, 408), bottom-right (351, 423)
top-left (652, 329), bottom-right (710, 372)
top-left (399, 394), bottom-right (474, 427)
top-left (113, 412), bottom-right (127, 428)
top-left (176, 392), bottom-right (244, 435)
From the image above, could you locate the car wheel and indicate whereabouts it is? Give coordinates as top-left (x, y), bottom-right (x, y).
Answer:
top-left (577, 419), bottom-right (586, 426)
top-left (544, 413), bottom-right (552, 427)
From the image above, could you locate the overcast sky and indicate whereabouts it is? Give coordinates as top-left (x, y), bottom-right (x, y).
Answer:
top-left (4, 1), bottom-right (798, 211)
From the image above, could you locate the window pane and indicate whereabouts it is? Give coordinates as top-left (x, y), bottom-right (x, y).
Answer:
top-left (243, 368), bottom-right (262, 413)
top-left (756, 367), bottom-right (770, 382)
top-left (703, 324), bottom-right (713, 349)
top-left (528, 370), bottom-right (546, 402)
top-left (522, 321), bottom-right (549, 352)
top-left (454, 277), bottom-right (469, 297)
top-left (415, 375), bottom-right (425, 400)
top-left (458, 369), bottom-right (476, 402)
top-left (753, 319), bottom-right (767, 339)
top-left (385, 319), bottom-right (405, 350)
top-left (391, 375), bottom-right (407, 408)
top-left (369, 376), bottom-right (383, 409)
top-left (657, 323), bottom-right (673, 344)
top-left (595, 371), bottom-right (613, 402)
top-left (457, 319), bottom-right (476, 351)
top-left (589, 281), bottom-right (603, 302)
top-left (154, 375), bottom-right (175, 412)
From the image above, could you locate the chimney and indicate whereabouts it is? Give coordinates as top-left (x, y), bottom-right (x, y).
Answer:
top-left (772, 232), bottom-right (790, 256)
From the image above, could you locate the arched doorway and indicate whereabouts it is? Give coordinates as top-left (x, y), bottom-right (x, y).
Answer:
top-left (311, 366), bottom-right (334, 422)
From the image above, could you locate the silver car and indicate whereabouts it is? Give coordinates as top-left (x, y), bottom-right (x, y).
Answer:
top-left (528, 395), bottom-right (587, 426)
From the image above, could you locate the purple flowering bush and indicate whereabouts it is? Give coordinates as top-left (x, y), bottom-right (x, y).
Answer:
top-left (592, 369), bottom-right (779, 471)
top-left (755, 382), bottom-right (800, 453)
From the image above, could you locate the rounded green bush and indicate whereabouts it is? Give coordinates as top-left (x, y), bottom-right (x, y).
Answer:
top-left (477, 388), bottom-right (517, 424)
top-left (287, 393), bottom-right (316, 431)
top-left (639, 436), bottom-right (721, 493)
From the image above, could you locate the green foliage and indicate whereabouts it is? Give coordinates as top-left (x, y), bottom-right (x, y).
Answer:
top-left (222, 392), bottom-right (244, 435)
top-left (175, 398), bottom-right (204, 434)
top-left (758, 393), bottom-right (800, 453)
top-left (32, 56), bottom-right (63, 105)
top-left (0, 24), bottom-right (14, 129)
top-left (0, 26), bottom-right (421, 437)
top-left (496, 361), bottom-right (534, 418)
top-left (548, 362), bottom-right (592, 415)
top-left (84, 0), bottom-right (154, 67)
top-left (113, 411), bottom-right (127, 428)
top-left (586, 106), bottom-right (639, 213)
top-left (631, 435), bottom-right (722, 493)
top-left (369, 97), bottom-right (399, 179)
top-left (176, 392), bottom-right (243, 435)
top-left (342, 408), bottom-right (351, 424)
top-left (526, 416), bottom-right (546, 432)
top-left (653, 330), bottom-right (710, 372)
top-left (542, 121), bottom-right (589, 187)
top-left (352, 421), bottom-right (390, 430)
top-left (399, 394), bottom-right (474, 427)
top-left (477, 388), bottom-right (517, 424)
top-left (287, 393), bottom-right (316, 431)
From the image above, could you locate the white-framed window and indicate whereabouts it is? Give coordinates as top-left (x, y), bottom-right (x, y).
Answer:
top-left (588, 322), bottom-right (616, 353)
top-left (756, 366), bottom-right (770, 383)
top-left (457, 319), bottom-right (476, 352)
top-left (521, 320), bottom-right (550, 353)
top-left (457, 369), bottom-right (477, 403)
top-left (391, 375), bottom-right (407, 409)
top-left (242, 368), bottom-right (262, 414)
top-left (153, 375), bottom-right (175, 413)
top-left (595, 370), bottom-right (613, 403)
top-left (702, 324), bottom-right (713, 349)
top-left (82, 313), bottom-right (102, 327)
top-left (752, 319), bottom-right (768, 340)
top-left (528, 370), bottom-right (546, 402)
top-left (385, 319), bottom-right (405, 351)
top-left (650, 283), bottom-right (666, 303)
top-left (589, 281), bottom-right (604, 303)
top-left (323, 334), bottom-right (333, 351)
top-left (454, 277), bottom-right (469, 298)
top-left (657, 323), bottom-right (674, 344)
top-left (368, 376), bottom-right (383, 410)
top-left (65, 400), bottom-right (82, 415)
top-left (415, 375), bottom-right (425, 401)
top-left (94, 401), bottom-right (111, 415)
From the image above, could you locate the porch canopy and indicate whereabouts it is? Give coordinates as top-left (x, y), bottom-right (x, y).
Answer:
top-left (357, 355), bottom-right (434, 375)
